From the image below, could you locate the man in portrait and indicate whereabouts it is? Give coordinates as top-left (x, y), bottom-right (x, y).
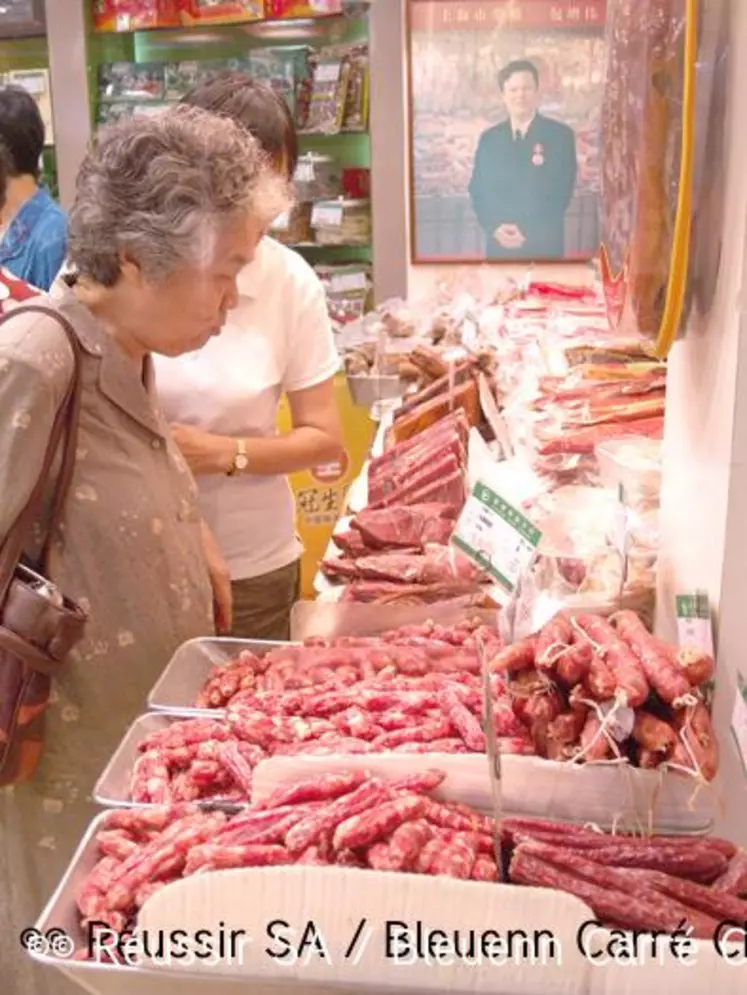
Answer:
top-left (468, 58), bottom-right (578, 260)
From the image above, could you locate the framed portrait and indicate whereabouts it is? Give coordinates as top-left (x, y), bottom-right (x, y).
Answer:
top-left (406, 0), bottom-right (607, 264)
top-left (0, 0), bottom-right (46, 39)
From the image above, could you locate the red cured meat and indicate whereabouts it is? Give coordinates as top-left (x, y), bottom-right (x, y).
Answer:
top-left (371, 454), bottom-right (461, 508)
top-left (351, 504), bottom-right (456, 549)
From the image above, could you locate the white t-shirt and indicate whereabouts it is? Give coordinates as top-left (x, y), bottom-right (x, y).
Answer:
top-left (153, 238), bottom-right (340, 581)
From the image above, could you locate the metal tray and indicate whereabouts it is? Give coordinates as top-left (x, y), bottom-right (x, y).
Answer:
top-left (346, 374), bottom-right (404, 408)
top-left (147, 638), bottom-right (288, 714)
top-left (32, 813), bottom-right (254, 993)
top-left (94, 713), bottom-right (202, 809)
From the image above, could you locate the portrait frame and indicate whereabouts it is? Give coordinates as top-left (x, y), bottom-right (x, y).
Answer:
top-left (406, 0), bottom-right (607, 265)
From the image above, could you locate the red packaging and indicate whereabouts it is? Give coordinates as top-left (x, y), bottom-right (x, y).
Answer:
top-left (342, 167), bottom-right (371, 199)
top-left (91, 0), bottom-right (181, 31)
top-left (265, 0), bottom-right (342, 16)
top-left (180, 0), bottom-right (262, 24)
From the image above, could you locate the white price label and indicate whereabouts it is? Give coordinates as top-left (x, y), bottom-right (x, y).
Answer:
top-left (271, 211), bottom-right (290, 231)
top-left (675, 593), bottom-right (714, 656)
top-left (316, 63), bottom-right (342, 84)
top-left (732, 674), bottom-right (747, 776)
top-left (312, 203), bottom-right (344, 228)
top-left (452, 481), bottom-right (542, 594)
top-left (331, 272), bottom-right (368, 293)
top-left (294, 160), bottom-right (315, 183)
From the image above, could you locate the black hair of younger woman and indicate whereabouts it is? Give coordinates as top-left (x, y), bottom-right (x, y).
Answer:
top-left (0, 85), bottom-right (46, 179)
top-left (181, 72), bottom-right (299, 178)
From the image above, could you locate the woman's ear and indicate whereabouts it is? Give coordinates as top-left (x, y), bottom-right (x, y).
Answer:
top-left (118, 253), bottom-right (142, 286)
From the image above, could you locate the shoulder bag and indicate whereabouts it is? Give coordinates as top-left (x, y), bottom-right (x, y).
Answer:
top-left (0, 304), bottom-right (88, 785)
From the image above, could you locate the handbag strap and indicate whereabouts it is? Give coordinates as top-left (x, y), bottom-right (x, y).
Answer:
top-left (0, 305), bottom-right (83, 604)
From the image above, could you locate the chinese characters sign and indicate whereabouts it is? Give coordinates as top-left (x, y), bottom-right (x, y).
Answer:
top-left (410, 0), bottom-right (606, 31)
top-left (452, 481), bottom-right (542, 594)
top-left (296, 486), bottom-right (343, 526)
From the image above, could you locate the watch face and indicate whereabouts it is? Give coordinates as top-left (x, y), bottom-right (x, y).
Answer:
top-left (235, 454), bottom-right (250, 471)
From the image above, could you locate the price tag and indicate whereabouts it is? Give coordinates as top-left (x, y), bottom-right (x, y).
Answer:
top-left (271, 211), bottom-right (290, 231)
top-left (331, 271), bottom-right (368, 294)
top-left (731, 672), bottom-right (747, 777)
top-left (676, 592), bottom-right (714, 656)
top-left (598, 700), bottom-right (635, 743)
top-left (316, 62), bottom-right (342, 84)
top-left (312, 203), bottom-right (344, 228)
top-left (452, 481), bottom-right (542, 594)
top-left (294, 160), bottom-right (315, 183)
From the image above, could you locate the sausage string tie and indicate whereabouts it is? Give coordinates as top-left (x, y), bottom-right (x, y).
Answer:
top-left (569, 617), bottom-right (605, 657)
top-left (567, 697), bottom-right (623, 764)
top-left (537, 641), bottom-right (571, 669)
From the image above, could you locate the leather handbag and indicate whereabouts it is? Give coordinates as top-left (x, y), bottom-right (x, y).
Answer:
top-left (0, 305), bottom-right (89, 785)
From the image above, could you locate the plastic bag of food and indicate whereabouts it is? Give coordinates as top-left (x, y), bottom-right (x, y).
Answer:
top-left (596, 437), bottom-right (662, 512)
top-left (599, 0), bottom-right (696, 356)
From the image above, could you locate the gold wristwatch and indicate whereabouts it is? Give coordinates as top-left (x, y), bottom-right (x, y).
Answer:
top-left (227, 439), bottom-right (249, 477)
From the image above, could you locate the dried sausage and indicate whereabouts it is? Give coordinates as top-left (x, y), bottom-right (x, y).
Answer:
top-left (386, 820), bottom-right (433, 871)
top-left (256, 770), bottom-right (367, 811)
top-left (285, 780), bottom-right (388, 854)
top-left (491, 638), bottom-right (536, 675)
top-left (437, 687), bottom-right (486, 751)
top-left (509, 846), bottom-right (718, 939)
top-left (534, 614), bottom-right (573, 670)
top-left (333, 795), bottom-right (426, 851)
top-left (672, 701), bottom-right (719, 782)
top-left (573, 613), bottom-right (649, 707)
top-left (613, 611), bottom-right (691, 703)
top-left (632, 712), bottom-right (677, 756)
top-left (512, 841), bottom-right (720, 938)
top-left (712, 850), bottom-right (747, 897)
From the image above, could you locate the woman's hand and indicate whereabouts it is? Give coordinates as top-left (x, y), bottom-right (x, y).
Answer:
top-left (201, 520), bottom-right (232, 635)
top-left (170, 423), bottom-right (234, 475)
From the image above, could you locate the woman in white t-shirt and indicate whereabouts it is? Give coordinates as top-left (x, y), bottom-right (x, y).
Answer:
top-left (154, 75), bottom-right (343, 640)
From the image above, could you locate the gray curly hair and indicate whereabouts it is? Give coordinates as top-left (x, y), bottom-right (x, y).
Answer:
top-left (67, 105), bottom-right (289, 286)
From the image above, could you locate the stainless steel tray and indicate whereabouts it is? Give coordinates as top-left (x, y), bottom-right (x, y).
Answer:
top-left (32, 813), bottom-right (254, 993)
top-left (93, 713), bottom-right (200, 809)
top-left (346, 374), bottom-right (404, 408)
top-left (33, 810), bottom-right (108, 958)
top-left (148, 638), bottom-right (288, 714)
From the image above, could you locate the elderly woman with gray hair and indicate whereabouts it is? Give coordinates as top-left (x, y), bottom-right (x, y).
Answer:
top-left (0, 105), bottom-right (287, 995)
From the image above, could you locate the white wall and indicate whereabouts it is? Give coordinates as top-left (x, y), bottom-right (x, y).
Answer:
top-left (656, 0), bottom-right (747, 841)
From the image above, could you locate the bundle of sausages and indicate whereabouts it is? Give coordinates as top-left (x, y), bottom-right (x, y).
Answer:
top-left (130, 673), bottom-right (529, 805)
top-left (505, 817), bottom-right (747, 938)
top-left (493, 610), bottom-right (718, 779)
top-left (74, 769), bottom-right (498, 960)
top-left (73, 775), bottom-right (745, 963)
top-left (196, 618), bottom-right (502, 707)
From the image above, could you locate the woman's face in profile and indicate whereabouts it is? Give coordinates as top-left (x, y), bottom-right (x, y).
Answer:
top-left (127, 211), bottom-right (264, 358)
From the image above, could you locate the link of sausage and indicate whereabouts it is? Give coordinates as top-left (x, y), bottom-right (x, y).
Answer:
top-left (333, 795), bottom-right (426, 851)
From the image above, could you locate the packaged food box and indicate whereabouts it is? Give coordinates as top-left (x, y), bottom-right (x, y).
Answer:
top-left (92, 0), bottom-right (181, 31)
top-left (180, 0), bottom-right (263, 24)
top-left (264, 0), bottom-right (343, 17)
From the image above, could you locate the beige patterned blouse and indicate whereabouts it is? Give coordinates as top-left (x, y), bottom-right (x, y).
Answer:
top-left (0, 289), bottom-right (214, 995)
